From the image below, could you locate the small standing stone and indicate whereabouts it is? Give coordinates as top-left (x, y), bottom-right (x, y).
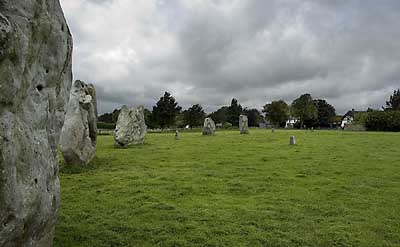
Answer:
top-left (175, 129), bottom-right (180, 140)
top-left (239, 115), bottom-right (249, 134)
top-left (272, 128), bottom-right (275, 133)
top-left (290, 136), bottom-right (296, 145)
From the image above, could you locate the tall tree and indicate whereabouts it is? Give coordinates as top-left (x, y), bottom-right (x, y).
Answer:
top-left (385, 89), bottom-right (400, 111)
top-left (144, 108), bottom-right (157, 129)
top-left (227, 98), bottom-right (243, 126)
top-left (263, 100), bottom-right (290, 127)
top-left (152, 92), bottom-right (182, 129)
top-left (111, 109), bottom-right (121, 123)
top-left (209, 106), bottom-right (229, 123)
top-left (291, 94), bottom-right (317, 128)
top-left (183, 104), bottom-right (206, 128)
top-left (314, 99), bottom-right (336, 127)
top-left (243, 108), bottom-right (263, 127)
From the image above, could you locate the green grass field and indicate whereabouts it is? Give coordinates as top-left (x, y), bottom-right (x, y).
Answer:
top-left (55, 129), bottom-right (400, 247)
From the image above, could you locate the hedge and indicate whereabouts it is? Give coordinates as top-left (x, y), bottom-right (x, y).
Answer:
top-left (97, 122), bottom-right (116, 130)
top-left (365, 111), bottom-right (400, 131)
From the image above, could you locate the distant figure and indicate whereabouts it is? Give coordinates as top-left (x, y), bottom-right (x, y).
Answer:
top-left (290, 136), bottom-right (296, 145)
top-left (272, 128), bottom-right (275, 133)
top-left (175, 129), bottom-right (180, 140)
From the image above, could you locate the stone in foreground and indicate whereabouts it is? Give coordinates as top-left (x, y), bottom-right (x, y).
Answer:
top-left (203, 117), bottom-right (216, 135)
top-left (60, 80), bottom-right (97, 165)
top-left (239, 115), bottom-right (249, 134)
top-left (114, 106), bottom-right (147, 147)
top-left (290, 136), bottom-right (297, 145)
top-left (0, 0), bottom-right (72, 246)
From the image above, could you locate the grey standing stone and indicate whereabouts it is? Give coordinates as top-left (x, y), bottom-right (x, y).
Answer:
top-left (239, 115), bottom-right (249, 134)
top-left (114, 106), bottom-right (147, 147)
top-left (0, 1), bottom-right (72, 246)
top-left (60, 80), bottom-right (97, 165)
top-left (290, 136), bottom-right (297, 145)
top-left (175, 129), bottom-right (180, 140)
top-left (272, 128), bottom-right (275, 133)
top-left (202, 117), bottom-right (216, 135)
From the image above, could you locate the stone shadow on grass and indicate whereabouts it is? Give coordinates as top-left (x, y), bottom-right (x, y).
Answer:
top-left (59, 156), bottom-right (114, 174)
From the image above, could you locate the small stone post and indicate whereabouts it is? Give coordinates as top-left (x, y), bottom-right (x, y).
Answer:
top-left (290, 136), bottom-right (296, 145)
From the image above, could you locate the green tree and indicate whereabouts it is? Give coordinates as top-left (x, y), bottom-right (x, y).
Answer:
top-left (111, 109), bottom-right (120, 123)
top-left (227, 98), bottom-right (243, 127)
top-left (243, 108), bottom-right (263, 127)
top-left (183, 104), bottom-right (206, 128)
top-left (209, 106), bottom-right (229, 123)
top-left (263, 100), bottom-right (290, 127)
top-left (291, 94), bottom-right (317, 128)
top-left (144, 108), bottom-right (157, 129)
top-left (152, 92), bottom-right (182, 129)
top-left (98, 112), bottom-right (113, 123)
top-left (314, 99), bottom-right (336, 127)
top-left (385, 89), bottom-right (400, 111)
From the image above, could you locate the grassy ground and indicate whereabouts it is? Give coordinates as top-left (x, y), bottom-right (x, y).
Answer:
top-left (55, 129), bottom-right (400, 247)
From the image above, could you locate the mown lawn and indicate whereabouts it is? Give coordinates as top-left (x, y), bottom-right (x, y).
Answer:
top-left (55, 129), bottom-right (400, 247)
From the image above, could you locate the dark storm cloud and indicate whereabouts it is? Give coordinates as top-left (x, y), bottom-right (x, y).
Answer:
top-left (61, 0), bottom-right (400, 114)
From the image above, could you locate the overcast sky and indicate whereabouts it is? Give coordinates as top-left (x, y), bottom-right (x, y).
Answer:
top-left (60, 0), bottom-right (400, 114)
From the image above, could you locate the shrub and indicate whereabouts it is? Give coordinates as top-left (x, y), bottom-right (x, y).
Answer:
top-left (97, 122), bottom-right (116, 130)
top-left (223, 122), bottom-right (233, 129)
top-left (365, 111), bottom-right (400, 131)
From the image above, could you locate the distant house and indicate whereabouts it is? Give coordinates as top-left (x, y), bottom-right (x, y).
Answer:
top-left (341, 109), bottom-right (367, 129)
top-left (285, 117), bottom-right (299, 128)
top-left (341, 116), bottom-right (353, 129)
top-left (259, 119), bottom-right (273, 129)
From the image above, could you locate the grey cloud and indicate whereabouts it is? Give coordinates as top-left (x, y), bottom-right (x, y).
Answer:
top-left (60, 0), bottom-right (400, 114)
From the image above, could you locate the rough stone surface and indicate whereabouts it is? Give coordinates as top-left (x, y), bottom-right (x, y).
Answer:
top-left (239, 115), bottom-right (249, 134)
top-left (290, 136), bottom-right (297, 145)
top-left (114, 106), bottom-right (147, 147)
top-left (202, 117), bottom-right (216, 135)
top-left (0, 1), bottom-right (72, 246)
top-left (60, 80), bottom-right (97, 165)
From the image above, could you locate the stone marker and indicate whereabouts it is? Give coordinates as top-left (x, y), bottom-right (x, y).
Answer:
top-left (290, 136), bottom-right (297, 145)
top-left (0, 1), bottom-right (72, 246)
top-left (114, 105), bottom-right (147, 147)
top-left (239, 115), bottom-right (249, 134)
top-left (272, 128), bottom-right (275, 133)
top-left (60, 80), bottom-right (97, 165)
top-left (175, 129), bottom-right (180, 140)
top-left (202, 117), bottom-right (216, 135)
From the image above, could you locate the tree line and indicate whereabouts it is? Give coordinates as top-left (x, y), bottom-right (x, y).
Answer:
top-left (98, 89), bottom-right (400, 131)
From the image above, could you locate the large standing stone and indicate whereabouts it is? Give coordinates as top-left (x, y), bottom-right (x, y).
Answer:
top-left (60, 80), bottom-right (97, 165)
top-left (202, 117), bottom-right (216, 135)
top-left (0, 1), bottom-right (72, 246)
top-left (239, 115), bottom-right (249, 134)
top-left (114, 105), bottom-right (147, 147)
